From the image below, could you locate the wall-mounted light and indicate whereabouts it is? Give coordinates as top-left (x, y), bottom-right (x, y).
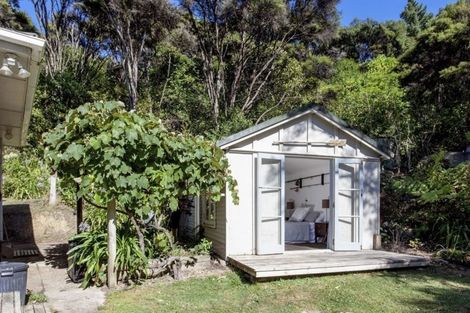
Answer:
top-left (17, 64), bottom-right (31, 79)
top-left (0, 59), bottom-right (13, 76)
top-left (0, 53), bottom-right (30, 79)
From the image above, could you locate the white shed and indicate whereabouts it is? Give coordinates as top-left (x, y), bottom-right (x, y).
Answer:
top-left (185, 105), bottom-right (390, 259)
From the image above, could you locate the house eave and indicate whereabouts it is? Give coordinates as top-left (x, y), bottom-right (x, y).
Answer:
top-left (0, 27), bottom-right (45, 147)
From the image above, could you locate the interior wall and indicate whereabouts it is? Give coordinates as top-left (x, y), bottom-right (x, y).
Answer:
top-left (285, 158), bottom-right (330, 220)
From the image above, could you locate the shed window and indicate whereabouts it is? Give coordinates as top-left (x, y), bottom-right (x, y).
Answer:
top-left (203, 199), bottom-right (216, 228)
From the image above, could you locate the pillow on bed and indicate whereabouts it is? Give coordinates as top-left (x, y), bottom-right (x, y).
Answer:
top-left (288, 207), bottom-right (310, 222)
top-left (315, 212), bottom-right (326, 223)
top-left (304, 209), bottom-right (320, 222)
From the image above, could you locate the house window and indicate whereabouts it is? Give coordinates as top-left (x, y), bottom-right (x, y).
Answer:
top-left (203, 199), bottom-right (217, 228)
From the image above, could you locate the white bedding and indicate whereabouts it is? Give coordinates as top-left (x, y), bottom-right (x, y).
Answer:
top-left (285, 221), bottom-right (316, 243)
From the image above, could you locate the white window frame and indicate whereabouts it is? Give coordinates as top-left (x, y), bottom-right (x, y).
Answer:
top-left (202, 198), bottom-right (217, 229)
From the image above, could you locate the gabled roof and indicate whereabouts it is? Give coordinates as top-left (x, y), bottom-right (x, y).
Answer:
top-left (218, 104), bottom-right (392, 159)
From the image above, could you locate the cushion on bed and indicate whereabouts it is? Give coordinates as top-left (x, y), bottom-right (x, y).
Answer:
top-left (288, 207), bottom-right (310, 222)
top-left (304, 209), bottom-right (320, 222)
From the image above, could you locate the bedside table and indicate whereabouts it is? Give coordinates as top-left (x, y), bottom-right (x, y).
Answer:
top-left (315, 223), bottom-right (328, 243)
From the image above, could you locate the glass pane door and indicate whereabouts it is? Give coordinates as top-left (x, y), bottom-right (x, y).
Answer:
top-left (256, 154), bottom-right (285, 255)
top-left (332, 159), bottom-right (363, 251)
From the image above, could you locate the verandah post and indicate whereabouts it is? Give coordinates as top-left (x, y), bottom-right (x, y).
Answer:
top-left (107, 198), bottom-right (117, 288)
top-left (0, 137), bottom-right (3, 243)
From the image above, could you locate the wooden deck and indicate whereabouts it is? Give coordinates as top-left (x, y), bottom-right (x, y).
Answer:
top-left (0, 291), bottom-right (21, 313)
top-left (228, 250), bottom-right (430, 279)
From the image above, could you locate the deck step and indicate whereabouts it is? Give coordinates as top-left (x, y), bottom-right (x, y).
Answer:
top-left (228, 250), bottom-right (430, 279)
top-left (13, 248), bottom-right (40, 257)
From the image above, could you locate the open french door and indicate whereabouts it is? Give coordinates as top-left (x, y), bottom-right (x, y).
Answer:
top-left (331, 158), bottom-right (363, 251)
top-left (256, 154), bottom-right (285, 255)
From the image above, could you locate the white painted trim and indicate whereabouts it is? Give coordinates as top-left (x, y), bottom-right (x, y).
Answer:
top-left (226, 149), bottom-right (381, 161)
top-left (202, 199), bottom-right (216, 229)
top-left (220, 111), bottom-right (312, 149)
top-left (1, 27), bottom-right (45, 147)
top-left (20, 56), bottom-right (43, 146)
top-left (332, 158), bottom-right (363, 251)
top-left (312, 109), bottom-right (390, 159)
top-left (0, 28), bottom-right (45, 52)
top-left (256, 153), bottom-right (285, 255)
top-left (220, 109), bottom-right (389, 159)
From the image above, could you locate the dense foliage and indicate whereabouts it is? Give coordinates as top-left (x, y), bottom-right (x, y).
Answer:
top-left (69, 217), bottom-right (149, 286)
top-left (3, 151), bottom-right (49, 200)
top-left (44, 101), bottom-right (238, 215)
top-left (392, 152), bottom-right (470, 251)
top-left (321, 55), bottom-right (412, 167)
top-left (44, 101), bottom-right (237, 285)
top-left (2, 0), bottom-right (469, 267)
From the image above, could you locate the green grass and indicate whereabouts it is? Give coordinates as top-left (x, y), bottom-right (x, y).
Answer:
top-left (26, 291), bottom-right (48, 304)
top-left (100, 266), bottom-right (470, 313)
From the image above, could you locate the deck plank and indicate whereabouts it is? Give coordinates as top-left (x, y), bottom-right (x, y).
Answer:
top-left (228, 250), bottom-right (430, 279)
top-left (1, 292), bottom-right (15, 313)
top-left (13, 291), bottom-right (21, 313)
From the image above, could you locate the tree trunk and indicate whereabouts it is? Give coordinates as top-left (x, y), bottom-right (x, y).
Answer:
top-left (107, 199), bottom-right (117, 288)
top-left (76, 196), bottom-right (83, 233)
top-left (48, 172), bottom-right (57, 206)
top-left (130, 214), bottom-right (145, 255)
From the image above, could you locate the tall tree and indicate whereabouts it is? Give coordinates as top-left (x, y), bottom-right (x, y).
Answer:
top-left (30, 0), bottom-right (113, 143)
top-left (33, 0), bottom-right (78, 77)
top-left (401, 0), bottom-right (470, 158)
top-left (0, 0), bottom-right (36, 32)
top-left (400, 0), bottom-right (432, 37)
top-left (182, 0), bottom-right (339, 127)
top-left (321, 55), bottom-right (412, 169)
top-left (325, 19), bottom-right (411, 61)
top-left (80, 0), bottom-right (178, 111)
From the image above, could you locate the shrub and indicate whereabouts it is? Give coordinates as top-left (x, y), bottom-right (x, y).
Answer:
top-left (68, 220), bottom-right (149, 287)
top-left (26, 291), bottom-right (47, 304)
top-left (390, 152), bottom-right (470, 251)
top-left (3, 150), bottom-right (49, 199)
top-left (436, 248), bottom-right (470, 266)
top-left (190, 238), bottom-right (212, 255)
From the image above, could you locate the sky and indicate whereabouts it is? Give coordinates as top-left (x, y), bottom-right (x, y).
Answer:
top-left (20, 0), bottom-right (458, 28)
top-left (338, 0), bottom-right (457, 25)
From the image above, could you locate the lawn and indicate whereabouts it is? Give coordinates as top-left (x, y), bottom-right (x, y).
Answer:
top-left (100, 266), bottom-right (470, 313)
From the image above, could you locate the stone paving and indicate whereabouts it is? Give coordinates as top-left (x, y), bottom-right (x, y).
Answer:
top-left (7, 243), bottom-right (106, 313)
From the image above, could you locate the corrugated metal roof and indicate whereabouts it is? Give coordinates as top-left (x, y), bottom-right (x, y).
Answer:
top-left (217, 104), bottom-right (392, 159)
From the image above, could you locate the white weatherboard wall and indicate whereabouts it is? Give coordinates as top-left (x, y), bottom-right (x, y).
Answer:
top-left (230, 113), bottom-right (380, 159)
top-left (225, 152), bottom-right (255, 256)
top-left (200, 197), bottom-right (227, 258)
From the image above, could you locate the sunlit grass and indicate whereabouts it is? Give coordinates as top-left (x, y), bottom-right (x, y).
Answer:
top-left (100, 266), bottom-right (470, 313)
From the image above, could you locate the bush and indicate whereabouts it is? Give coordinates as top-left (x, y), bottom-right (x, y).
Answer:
top-left (68, 220), bottom-right (149, 287)
top-left (3, 150), bottom-right (49, 199)
top-left (190, 238), bottom-right (212, 255)
top-left (436, 248), bottom-right (470, 266)
top-left (387, 152), bottom-right (470, 252)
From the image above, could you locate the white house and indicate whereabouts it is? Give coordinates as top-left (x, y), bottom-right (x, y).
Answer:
top-left (0, 27), bottom-right (45, 242)
top-left (185, 105), bottom-right (392, 259)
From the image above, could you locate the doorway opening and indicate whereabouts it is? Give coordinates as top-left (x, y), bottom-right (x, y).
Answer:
top-left (255, 154), bottom-right (363, 255)
top-left (284, 157), bottom-right (330, 252)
